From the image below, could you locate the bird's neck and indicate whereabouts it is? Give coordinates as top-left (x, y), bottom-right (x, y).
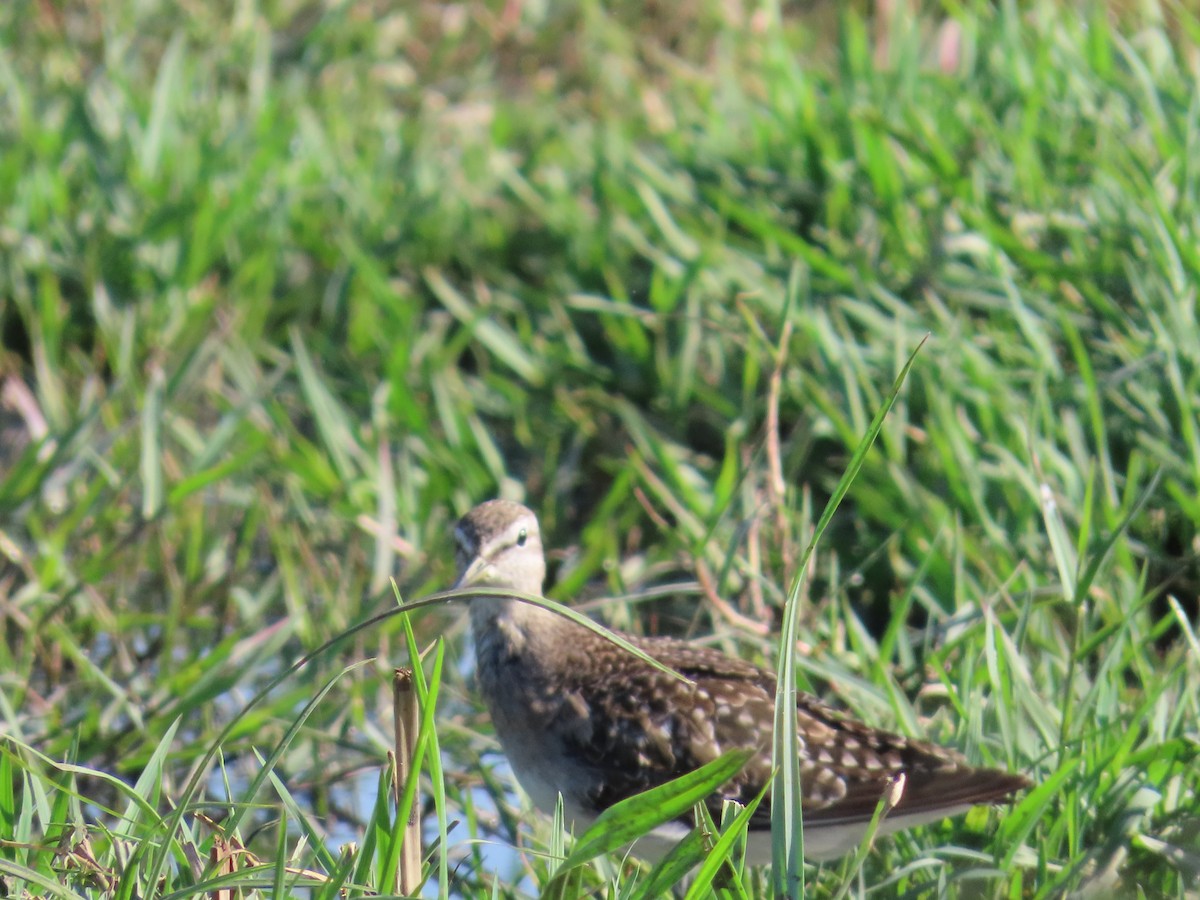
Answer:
top-left (469, 592), bottom-right (571, 661)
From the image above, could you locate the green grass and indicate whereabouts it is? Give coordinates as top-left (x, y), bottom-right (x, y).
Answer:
top-left (1, 0), bottom-right (1199, 896)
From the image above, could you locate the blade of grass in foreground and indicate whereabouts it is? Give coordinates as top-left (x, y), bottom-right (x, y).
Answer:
top-left (398, 606), bottom-right (451, 898)
top-left (382, 639), bottom-right (444, 895)
top-left (0, 858), bottom-right (89, 900)
top-left (684, 779), bottom-right (771, 899)
top-left (771, 335), bottom-right (928, 899)
top-left (628, 829), bottom-right (710, 900)
top-left (542, 749), bottom-right (752, 899)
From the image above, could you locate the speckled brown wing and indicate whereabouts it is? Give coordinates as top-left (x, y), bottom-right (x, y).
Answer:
top-left (786, 695), bottom-right (1029, 827)
top-left (560, 635), bottom-right (777, 815)
top-left (559, 635), bottom-right (1027, 829)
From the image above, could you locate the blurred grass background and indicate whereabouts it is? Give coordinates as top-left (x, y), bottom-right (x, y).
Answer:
top-left (1, 0), bottom-right (1198, 896)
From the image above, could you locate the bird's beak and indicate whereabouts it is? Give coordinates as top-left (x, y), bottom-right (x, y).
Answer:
top-left (453, 556), bottom-right (490, 590)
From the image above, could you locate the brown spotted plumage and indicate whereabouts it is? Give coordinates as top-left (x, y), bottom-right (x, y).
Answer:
top-left (453, 499), bottom-right (1030, 862)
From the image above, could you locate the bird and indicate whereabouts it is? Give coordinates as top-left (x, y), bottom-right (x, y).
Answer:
top-left (452, 498), bottom-right (1030, 863)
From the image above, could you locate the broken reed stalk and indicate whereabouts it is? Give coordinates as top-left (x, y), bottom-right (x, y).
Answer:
top-left (392, 666), bottom-right (422, 895)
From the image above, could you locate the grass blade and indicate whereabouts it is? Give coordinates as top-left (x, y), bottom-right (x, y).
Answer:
top-left (771, 335), bottom-right (928, 897)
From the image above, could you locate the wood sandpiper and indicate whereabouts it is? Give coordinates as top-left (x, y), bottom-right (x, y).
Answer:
top-left (453, 499), bottom-right (1030, 862)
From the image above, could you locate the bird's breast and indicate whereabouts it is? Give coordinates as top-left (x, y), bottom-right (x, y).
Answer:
top-left (473, 617), bottom-right (600, 817)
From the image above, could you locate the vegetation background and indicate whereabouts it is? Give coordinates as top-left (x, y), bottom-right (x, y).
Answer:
top-left (1, 0), bottom-right (1198, 896)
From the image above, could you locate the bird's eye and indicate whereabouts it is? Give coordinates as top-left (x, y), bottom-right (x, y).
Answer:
top-left (516, 528), bottom-right (527, 547)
